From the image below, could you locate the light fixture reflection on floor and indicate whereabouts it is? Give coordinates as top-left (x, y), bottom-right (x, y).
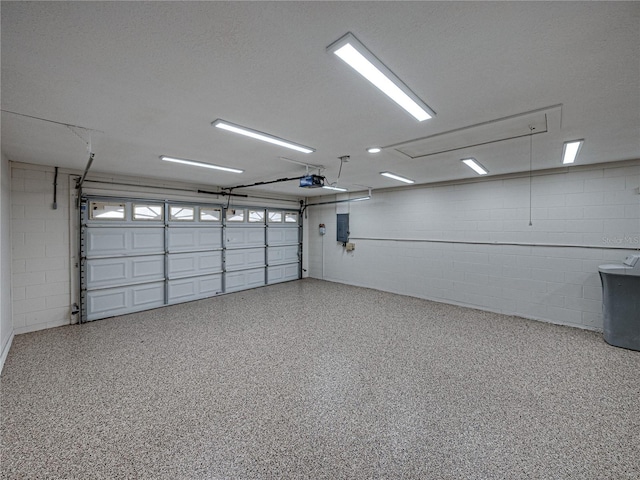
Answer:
top-left (327, 32), bottom-right (435, 122)
top-left (212, 119), bottom-right (315, 154)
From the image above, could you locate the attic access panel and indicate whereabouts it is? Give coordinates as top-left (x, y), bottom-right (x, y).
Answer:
top-left (391, 105), bottom-right (561, 159)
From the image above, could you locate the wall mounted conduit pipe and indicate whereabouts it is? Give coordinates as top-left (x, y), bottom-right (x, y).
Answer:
top-left (52, 167), bottom-right (59, 210)
top-left (347, 236), bottom-right (639, 251)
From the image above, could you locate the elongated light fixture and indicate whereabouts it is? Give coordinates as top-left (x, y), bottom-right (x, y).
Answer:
top-left (461, 158), bottom-right (489, 175)
top-left (562, 139), bottom-right (584, 164)
top-left (323, 185), bottom-right (348, 192)
top-left (380, 171), bottom-right (415, 184)
top-left (160, 155), bottom-right (243, 173)
top-left (212, 119), bottom-right (315, 154)
top-left (327, 32), bottom-right (435, 122)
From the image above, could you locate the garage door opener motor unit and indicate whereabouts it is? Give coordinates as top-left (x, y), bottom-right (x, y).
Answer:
top-left (299, 174), bottom-right (323, 188)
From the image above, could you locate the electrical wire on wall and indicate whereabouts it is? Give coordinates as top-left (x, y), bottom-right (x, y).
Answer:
top-left (52, 167), bottom-right (58, 210)
top-left (528, 125), bottom-right (535, 227)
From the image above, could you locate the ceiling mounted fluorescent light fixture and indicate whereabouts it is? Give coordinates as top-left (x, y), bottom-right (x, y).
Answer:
top-left (160, 156), bottom-right (243, 173)
top-left (322, 185), bottom-right (348, 192)
top-left (461, 158), bottom-right (489, 175)
top-left (327, 32), bottom-right (435, 121)
top-left (212, 119), bottom-right (315, 154)
top-left (380, 171), bottom-right (415, 184)
top-left (562, 139), bottom-right (584, 164)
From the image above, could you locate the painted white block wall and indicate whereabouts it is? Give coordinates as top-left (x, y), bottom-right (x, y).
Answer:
top-left (307, 161), bottom-right (640, 330)
top-left (11, 163), bottom-right (72, 333)
top-left (1, 153), bottom-right (14, 372)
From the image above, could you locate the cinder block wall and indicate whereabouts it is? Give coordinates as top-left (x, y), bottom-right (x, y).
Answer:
top-left (307, 161), bottom-right (640, 330)
top-left (11, 164), bottom-right (72, 333)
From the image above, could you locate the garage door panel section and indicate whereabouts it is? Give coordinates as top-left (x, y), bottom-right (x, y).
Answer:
top-left (267, 245), bottom-right (299, 265)
top-left (267, 227), bottom-right (299, 246)
top-left (268, 264), bottom-right (299, 284)
top-left (86, 255), bottom-right (165, 289)
top-left (166, 212), bottom-right (223, 303)
top-left (265, 213), bottom-right (299, 285)
top-left (86, 227), bottom-right (164, 257)
top-left (226, 247), bottom-right (265, 272)
top-left (86, 282), bottom-right (165, 321)
top-left (226, 227), bottom-right (265, 248)
top-left (223, 210), bottom-right (266, 291)
top-left (225, 268), bottom-right (266, 293)
top-left (168, 227), bottom-right (222, 253)
top-left (168, 274), bottom-right (222, 304)
top-left (168, 251), bottom-right (222, 279)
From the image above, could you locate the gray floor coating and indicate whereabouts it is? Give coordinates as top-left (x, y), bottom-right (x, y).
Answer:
top-left (1, 278), bottom-right (639, 479)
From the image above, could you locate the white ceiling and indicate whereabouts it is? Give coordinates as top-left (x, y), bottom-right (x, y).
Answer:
top-left (2, 1), bottom-right (639, 197)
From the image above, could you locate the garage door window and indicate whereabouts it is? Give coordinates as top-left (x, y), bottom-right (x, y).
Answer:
top-left (133, 204), bottom-right (163, 221)
top-left (90, 201), bottom-right (126, 220)
top-left (170, 206), bottom-right (195, 221)
top-left (200, 207), bottom-right (221, 222)
top-left (226, 209), bottom-right (245, 222)
top-left (268, 210), bottom-right (282, 223)
top-left (248, 209), bottom-right (265, 223)
top-left (284, 212), bottom-right (298, 223)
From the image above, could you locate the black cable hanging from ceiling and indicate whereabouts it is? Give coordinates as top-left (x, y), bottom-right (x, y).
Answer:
top-left (221, 175), bottom-right (311, 192)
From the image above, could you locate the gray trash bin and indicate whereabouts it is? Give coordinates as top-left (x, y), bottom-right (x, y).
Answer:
top-left (598, 255), bottom-right (640, 351)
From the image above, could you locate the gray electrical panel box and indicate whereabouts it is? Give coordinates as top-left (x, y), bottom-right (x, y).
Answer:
top-left (337, 214), bottom-right (349, 243)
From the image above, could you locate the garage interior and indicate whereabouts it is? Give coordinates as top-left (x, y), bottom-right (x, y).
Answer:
top-left (1, 2), bottom-right (639, 478)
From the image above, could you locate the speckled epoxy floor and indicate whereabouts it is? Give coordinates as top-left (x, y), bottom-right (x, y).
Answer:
top-left (1, 279), bottom-right (639, 479)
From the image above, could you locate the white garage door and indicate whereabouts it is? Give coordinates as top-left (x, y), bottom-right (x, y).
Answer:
top-left (80, 197), bottom-right (300, 322)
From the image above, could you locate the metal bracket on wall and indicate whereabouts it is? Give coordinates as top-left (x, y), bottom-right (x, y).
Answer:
top-left (75, 152), bottom-right (95, 190)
